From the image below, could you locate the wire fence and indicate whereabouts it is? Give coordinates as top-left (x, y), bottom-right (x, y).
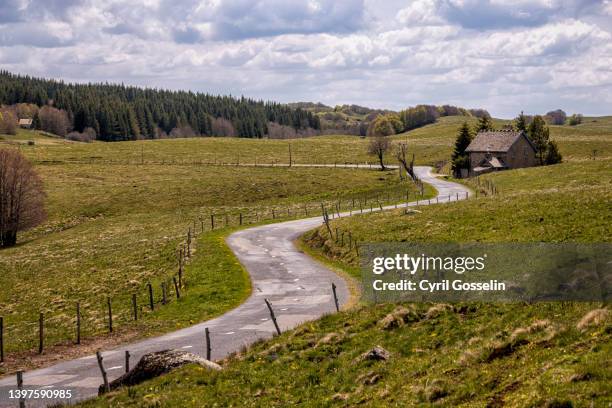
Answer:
top-left (1, 181), bottom-right (429, 361)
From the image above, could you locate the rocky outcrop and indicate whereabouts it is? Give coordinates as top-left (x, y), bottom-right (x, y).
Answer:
top-left (99, 350), bottom-right (221, 394)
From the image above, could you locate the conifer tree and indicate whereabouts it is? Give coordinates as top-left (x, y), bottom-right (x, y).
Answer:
top-left (515, 111), bottom-right (528, 132)
top-left (451, 122), bottom-right (473, 176)
top-left (475, 114), bottom-right (494, 133)
top-left (527, 115), bottom-right (550, 165)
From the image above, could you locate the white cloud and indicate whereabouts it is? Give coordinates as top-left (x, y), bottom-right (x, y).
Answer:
top-left (0, 0), bottom-right (610, 116)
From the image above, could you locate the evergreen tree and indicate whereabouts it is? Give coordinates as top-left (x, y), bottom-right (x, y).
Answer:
top-left (451, 122), bottom-right (473, 176)
top-left (544, 140), bottom-right (562, 164)
top-left (0, 70), bottom-right (321, 141)
top-left (475, 114), bottom-right (494, 133)
top-left (515, 111), bottom-right (528, 132)
top-left (527, 115), bottom-right (550, 165)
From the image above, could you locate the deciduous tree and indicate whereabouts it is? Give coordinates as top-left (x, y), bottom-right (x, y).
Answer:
top-left (0, 149), bottom-right (46, 248)
top-left (368, 135), bottom-right (391, 170)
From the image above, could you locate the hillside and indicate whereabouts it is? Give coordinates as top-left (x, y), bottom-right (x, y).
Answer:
top-left (81, 302), bottom-right (610, 407)
top-left (76, 116), bottom-right (611, 407)
top-left (0, 71), bottom-right (320, 140)
top-left (0, 128), bottom-right (426, 374)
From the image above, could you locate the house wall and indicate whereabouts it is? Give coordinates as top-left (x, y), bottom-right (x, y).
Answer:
top-left (469, 152), bottom-right (489, 169)
top-left (505, 136), bottom-right (537, 168)
top-left (469, 136), bottom-right (536, 173)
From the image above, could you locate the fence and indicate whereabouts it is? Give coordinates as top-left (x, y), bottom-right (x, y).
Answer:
top-left (0, 182), bottom-right (427, 361)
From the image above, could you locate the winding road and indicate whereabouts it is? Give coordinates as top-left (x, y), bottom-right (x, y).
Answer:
top-left (0, 166), bottom-right (470, 407)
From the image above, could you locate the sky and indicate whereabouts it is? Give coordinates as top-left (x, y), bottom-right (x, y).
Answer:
top-left (0, 0), bottom-right (611, 118)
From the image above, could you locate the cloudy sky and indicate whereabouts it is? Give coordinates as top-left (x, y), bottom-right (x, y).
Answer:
top-left (1, 0), bottom-right (611, 117)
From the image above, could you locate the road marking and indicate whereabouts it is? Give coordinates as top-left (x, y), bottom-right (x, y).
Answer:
top-left (280, 308), bottom-right (288, 311)
top-left (107, 366), bottom-right (123, 371)
top-left (181, 345), bottom-right (193, 349)
top-left (225, 331), bottom-right (235, 335)
top-left (260, 318), bottom-right (268, 321)
top-left (293, 278), bottom-right (299, 281)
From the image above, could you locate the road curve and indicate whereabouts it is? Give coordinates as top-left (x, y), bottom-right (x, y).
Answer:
top-left (0, 166), bottom-right (470, 407)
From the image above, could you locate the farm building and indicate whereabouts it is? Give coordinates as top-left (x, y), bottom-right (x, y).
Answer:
top-left (465, 130), bottom-right (537, 176)
top-left (18, 118), bottom-right (33, 128)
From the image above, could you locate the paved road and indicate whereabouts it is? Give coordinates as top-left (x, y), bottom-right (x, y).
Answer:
top-left (0, 166), bottom-right (470, 407)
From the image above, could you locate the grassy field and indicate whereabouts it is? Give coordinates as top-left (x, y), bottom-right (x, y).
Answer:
top-left (0, 130), bottom-right (427, 372)
top-left (2, 116), bottom-right (609, 168)
top-left (81, 301), bottom-right (610, 407)
top-left (80, 117), bottom-right (611, 406)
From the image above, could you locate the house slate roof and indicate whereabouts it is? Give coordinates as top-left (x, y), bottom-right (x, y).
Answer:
top-left (478, 156), bottom-right (506, 168)
top-left (465, 130), bottom-right (533, 153)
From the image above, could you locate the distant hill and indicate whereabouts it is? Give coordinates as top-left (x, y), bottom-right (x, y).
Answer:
top-left (289, 102), bottom-right (394, 135)
top-left (0, 71), bottom-right (321, 141)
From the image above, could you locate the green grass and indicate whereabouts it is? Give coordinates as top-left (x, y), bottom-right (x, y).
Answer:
top-left (0, 140), bottom-right (423, 369)
top-left (80, 302), bottom-right (611, 407)
top-left (302, 160), bottom-right (611, 275)
top-left (77, 118), bottom-right (611, 407)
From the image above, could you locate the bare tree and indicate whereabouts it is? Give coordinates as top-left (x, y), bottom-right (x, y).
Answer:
top-left (396, 142), bottom-right (416, 180)
top-left (38, 106), bottom-right (70, 137)
top-left (169, 125), bottom-right (196, 138)
top-left (0, 149), bottom-right (46, 248)
top-left (0, 110), bottom-right (17, 135)
top-left (211, 118), bottom-right (236, 137)
top-left (368, 135), bottom-right (391, 170)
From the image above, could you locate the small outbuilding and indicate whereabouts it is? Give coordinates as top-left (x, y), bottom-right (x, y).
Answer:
top-left (18, 118), bottom-right (33, 129)
top-left (465, 130), bottom-right (537, 176)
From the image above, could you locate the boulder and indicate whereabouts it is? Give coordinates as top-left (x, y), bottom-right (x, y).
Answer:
top-left (99, 349), bottom-right (221, 395)
top-left (360, 346), bottom-right (390, 362)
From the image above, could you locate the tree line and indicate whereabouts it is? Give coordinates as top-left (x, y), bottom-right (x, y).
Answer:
top-left (366, 104), bottom-right (489, 137)
top-left (0, 71), bottom-right (321, 141)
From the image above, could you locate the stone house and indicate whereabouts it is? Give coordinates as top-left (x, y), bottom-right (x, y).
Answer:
top-left (465, 130), bottom-right (537, 176)
top-left (18, 118), bottom-right (33, 128)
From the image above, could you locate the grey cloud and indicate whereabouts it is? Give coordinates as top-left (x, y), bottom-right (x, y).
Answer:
top-left (207, 0), bottom-right (365, 40)
top-left (0, 23), bottom-right (73, 47)
top-left (440, 0), bottom-right (555, 30)
top-left (438, 0), bottom-right (605, 30)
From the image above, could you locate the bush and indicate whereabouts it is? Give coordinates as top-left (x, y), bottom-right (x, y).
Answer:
top-left (66, 127), bottom-right (96, 142)
top-left (545, 140), bottom-right (563, 164)
top-left (0, 110), bottom-right (17, 135)
top-left (568, 114), bottom-right (583, 126)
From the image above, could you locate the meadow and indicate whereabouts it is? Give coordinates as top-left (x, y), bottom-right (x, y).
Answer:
top-left (0, 130), bottom-right (426, 372)
top-left (79, 116), bottom-right (611, 406)
top-left (81, 301), bottom-right (610, 407)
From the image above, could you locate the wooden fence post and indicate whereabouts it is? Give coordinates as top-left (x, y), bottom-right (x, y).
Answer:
top-left (264, 299), bottom-right (281, 336)
top-left (205, 327), bottom-right (211, 360)
top-left (132, 294), bottom-right (138, 321)
top-left (125, 350), bottom-right (131, 373)
top-left (148, 283), bottom-right (154, 311)
top-left (0, 317), bottom-right (3, 363)
top-left (162, 282), bottom-right (167, 305)
top-left (96, 351), bottom-right (110, 394)
top-left (17, 371), bottom-right (25, 408)
top-left (76, 302), bottom-right (81, 345)
top-left (173, 276), bottom-right (180, 299)
top-left (38, 312), bottom-right (44, 354)
top-left (210, 214), bottom-right (214, 230)
top-left (178, 263), bottom-right (183, 289)
top-left (239, 213), bottom-right (243, 225)
top-left (332, 283), bottom-right (340, 312)
top-left (107, 298), bottom-right (113, 333)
